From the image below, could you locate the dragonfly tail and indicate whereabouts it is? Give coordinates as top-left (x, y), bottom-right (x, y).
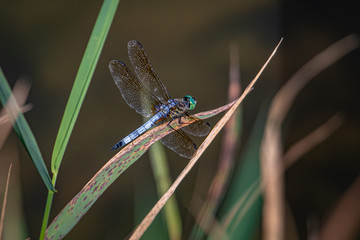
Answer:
top-left (110, 141), bottom-right (124, 151)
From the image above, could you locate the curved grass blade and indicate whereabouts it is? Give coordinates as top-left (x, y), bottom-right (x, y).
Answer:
top-left (45, 39), bottom-right (282, 240)
top-left (44, 104), bottom-right (234, 240)
top-left (129, 39), bottom-right (283, 240)
top-left (51, 0), bottom-right (119, 175)
top-left (0, 69), bottom-right (54, 191)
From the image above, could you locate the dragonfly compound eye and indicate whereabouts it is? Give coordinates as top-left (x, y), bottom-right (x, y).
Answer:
top-left (184, 95), bottom-right (197, 110)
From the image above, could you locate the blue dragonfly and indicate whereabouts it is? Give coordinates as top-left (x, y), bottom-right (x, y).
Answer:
top-left (109, 40), bottom-right (210, 158)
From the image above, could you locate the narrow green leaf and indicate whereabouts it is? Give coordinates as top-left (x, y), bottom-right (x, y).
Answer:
top-left (51, 0), bottom-right (119, 174)
top-left (0, 68), bottom-right (54, 191)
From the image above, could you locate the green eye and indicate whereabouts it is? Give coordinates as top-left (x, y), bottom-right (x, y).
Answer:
top-left (184, 95), bottom-right (196, 110)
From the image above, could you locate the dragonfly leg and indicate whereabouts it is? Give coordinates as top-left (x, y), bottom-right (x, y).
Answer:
top-left (167, 119), bottom-right (176, 130)
top-left (167, 114), bottom-right (188, 129)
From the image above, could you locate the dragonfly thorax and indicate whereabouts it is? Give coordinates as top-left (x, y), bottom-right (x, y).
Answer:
top-left (157, 97), bottom-right (194, 120)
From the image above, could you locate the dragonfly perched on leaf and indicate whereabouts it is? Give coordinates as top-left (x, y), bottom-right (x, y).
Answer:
top-left (109, 40), bottom-right (210, 158)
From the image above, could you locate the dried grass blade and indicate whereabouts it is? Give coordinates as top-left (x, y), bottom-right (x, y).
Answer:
top-left (129, 38), bottom-right (283, 240)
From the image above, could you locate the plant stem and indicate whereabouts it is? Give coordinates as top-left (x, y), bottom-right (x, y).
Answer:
top-left (39, 173), bottom-right (57, 240)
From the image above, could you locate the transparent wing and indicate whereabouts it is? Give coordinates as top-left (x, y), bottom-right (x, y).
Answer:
top-left (109, 60), bottom-right (159, 117)
top-left (160, 129), bottom-right (197, 159)
top-left (128, 40), bottom-right (171, 104)
top-left (182, 114), bottom-right (211, 137)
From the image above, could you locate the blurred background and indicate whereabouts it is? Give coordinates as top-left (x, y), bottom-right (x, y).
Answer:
top-left (0, 0), bottom-right (359, 239)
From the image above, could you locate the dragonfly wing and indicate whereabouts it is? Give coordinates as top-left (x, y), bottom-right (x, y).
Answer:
top-left (160, 129), bottom-right (197, 159)
top-left (109, 60), bottom-right (159, 118)
top-left (128, 40), bottom-right (171, 104)
top-left (182, 115), bottom-right (211, 137)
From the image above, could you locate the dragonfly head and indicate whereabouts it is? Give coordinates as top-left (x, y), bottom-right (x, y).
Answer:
top-left (183, 95), bottom-right (197, 110)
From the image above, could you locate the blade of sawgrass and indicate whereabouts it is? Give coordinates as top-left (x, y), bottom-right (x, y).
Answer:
top-left (39, 0), bottom-right (119, 239)
top-left (44, 100), bottom-right (236, 240)
top-left (149, 142), bottom-right (182, 240)
top-left (46, 37), bottom-right (282, 240)
top-left (43, 63), bottom-right (272, 239)
top-left (129, 39), bottom-right (282, 240)
top-left (0, 164), bottom-right (12, 240)
top-left (0, 69), bottom-right (54, 192)
top-left (191, 41), bottom-right (243, 238)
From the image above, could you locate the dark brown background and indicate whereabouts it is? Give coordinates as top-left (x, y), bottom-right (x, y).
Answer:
top-left (0, 0), bottom-right (359, 239)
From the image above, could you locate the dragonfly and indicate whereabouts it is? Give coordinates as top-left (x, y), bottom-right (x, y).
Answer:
top-left (109, 40), bottom-right (210, 158)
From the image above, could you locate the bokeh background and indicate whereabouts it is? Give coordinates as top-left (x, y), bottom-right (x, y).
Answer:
top-left (0, 0), bottom-right (359, 239)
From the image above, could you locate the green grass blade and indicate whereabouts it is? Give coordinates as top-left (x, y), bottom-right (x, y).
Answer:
top-left (0, 68), bottom-right (54, 191)
top-left (51, 0), bottom-right (119, 175)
